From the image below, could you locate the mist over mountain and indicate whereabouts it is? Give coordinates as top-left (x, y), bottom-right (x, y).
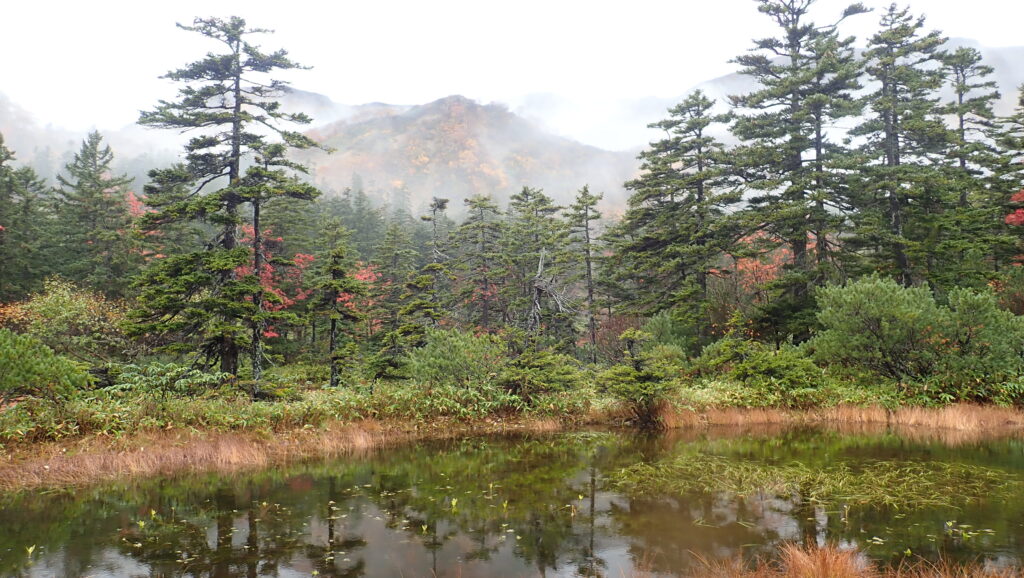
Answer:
top-left (0, 89), bottom-right (638, 211)
top-left (638, 39), bottom-right (1024, 142)
top-left (1, 39), bottom-right (1022, 213)
top-left (296, 94), bottom-right (638, 211)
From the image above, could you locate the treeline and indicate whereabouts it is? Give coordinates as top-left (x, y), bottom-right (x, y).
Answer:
top-left (4, 3), bottom-right (1024, 431)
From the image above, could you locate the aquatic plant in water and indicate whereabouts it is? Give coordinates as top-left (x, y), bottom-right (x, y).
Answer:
top-left (612, 454), bottom-right (1020, 510)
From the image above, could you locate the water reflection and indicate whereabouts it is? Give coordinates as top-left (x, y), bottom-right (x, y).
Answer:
top-left (3, 428), bottom-right (1024, 576)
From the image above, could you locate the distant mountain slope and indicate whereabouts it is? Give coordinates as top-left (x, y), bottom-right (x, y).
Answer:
top-left (300, 95), bottom-right (638, 209)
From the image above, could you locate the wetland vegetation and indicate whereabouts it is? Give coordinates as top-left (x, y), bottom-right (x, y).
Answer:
top-left (6, 2), bottom-right (1024, 575)
top-left (6, 429), bottom-right (1024, 577)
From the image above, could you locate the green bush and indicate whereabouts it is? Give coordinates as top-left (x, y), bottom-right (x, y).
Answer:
top-left (599, 330), bottom-right (681, 428)
top-left (0, 278), bottom-right (133, 363)
top-left (108, 362), bottom-right (230, 398)
top-left (402, 328), bottom-right (507, 388)
top-left (696, 337), bottom-right (820, 388)
top-left (810, 277), bottom-right (1024, 403)
top-left (692, 336), bottom-right (823, 407)
top-left (264, 363), bottom-right (331, 387)
top-left (941, 289), bottom-right (1024, 388)
top-left (642, 310), bottom-right (698, 354)
top-left (0, 329), bottom-right (90, 406)
top-left (810, 277), bottom-right (946, 381)
top-left (496, 349), bottom-right (583, 403)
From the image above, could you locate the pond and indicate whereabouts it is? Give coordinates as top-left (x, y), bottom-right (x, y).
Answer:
top-left (4, 426), bottom-right (1024, 576)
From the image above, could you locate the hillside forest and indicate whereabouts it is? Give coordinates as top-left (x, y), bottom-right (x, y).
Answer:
top-left (5, 1), bottom-right (1024, 439)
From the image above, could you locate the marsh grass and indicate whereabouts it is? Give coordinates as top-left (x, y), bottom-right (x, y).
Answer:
top-left (0, 415), bottom-right (572, 492)
top-left (686, 543), bottom-right (1023, 577)
top-left (659, 404), bottom-right (1024, 443)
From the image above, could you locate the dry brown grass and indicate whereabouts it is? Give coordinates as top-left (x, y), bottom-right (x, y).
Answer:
top-left (658, 403), bottom-right (1024, 445)
top-left (685, 543), bottom-right (1022, 577)
top-left (4, 402), bottom-right (1024, 493)
top-left (686, 543), bottom-right (871, 578)
top-left (0, 417), bottom-right (570, 493)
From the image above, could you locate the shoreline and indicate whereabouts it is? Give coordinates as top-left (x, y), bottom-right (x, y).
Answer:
top-left (2, 403), bottom-right (1024, 493)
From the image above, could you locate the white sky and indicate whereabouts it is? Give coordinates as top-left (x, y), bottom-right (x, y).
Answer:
top-left (3, 0), bottom-right (1022, 150)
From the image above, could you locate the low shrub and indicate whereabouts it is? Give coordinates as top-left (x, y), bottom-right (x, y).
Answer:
top-left (402, 329), bottom-right (506, 388)
top-left (810, 277), bottom-right (1024, 404)
top-left (0, 328), bottom-right (90, 406)
top-left (692, 336), bottom-right (823, 407)
top-left (496, 349), bottom-right (583, 403)
top-left (0, 278), bottom-right (134, 363)
top-left (599, 330), bottom-right (682, 428)
top-left (107, 362), bottom-right (230, 398)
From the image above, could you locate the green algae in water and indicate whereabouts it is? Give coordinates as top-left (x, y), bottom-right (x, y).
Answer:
top-left (613, 455), bottom-right (1021, 510)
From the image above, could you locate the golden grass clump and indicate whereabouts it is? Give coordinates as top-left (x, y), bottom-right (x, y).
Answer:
top-left (686, 543), bottom-right (1024, 577)
top-left (0, 417), bottom-right (572, 492)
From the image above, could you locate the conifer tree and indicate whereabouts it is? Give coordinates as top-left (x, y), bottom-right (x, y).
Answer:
top-left (451, 195), bottom-right (503, 330)
top-left (611, 90), bottom-right (738, 336)
top-left (729, 0), bottom-right (867, 305)
top-left (366, 222), bottom-right (420, 376)
top-left (392, 197), bottom-right (455, 352)
top-left (993, 86), bottom-right (1024, 198)
top-left (849, 4), bottom-right (948, 287)
top-left (0, 136), bottom-right (57, 300)
top-left (932, 46), bottom-right (1008, 286)
top-left (55, 131), bottom-right (138, 296)
top-left (502, 187), bottom-right (572, 338)
top-left (131, 16), bottom-right (321, 375)
top-left (941, 46), bottom-right (1000, 204)
top-left (567, 186), bottom-right (603, 361)
top-left (314, 224), bottom-right (365, 388)
top-left (238, 144), bottom-right (319, 380)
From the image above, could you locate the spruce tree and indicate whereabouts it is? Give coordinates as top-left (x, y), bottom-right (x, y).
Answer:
top-left (611, 89), bottom-right (738, 338)
top-left (995, 84), bottom-right (1024, 187)
top-left (0, 136), bottom-right (57, 300)
top-left (729, 0), bottom-right (867, 309)
top-left (131, 16), bottom-right (321, 375)
top-left (932, 46), bottom-right (1008, 286)
top-left (314, 224), bottom-right (365, 388)
top-left (55, 131), bottom-right (138, 296)
top-left (451, 195), bottom-right (503, 331)
top-left (366, 222), bottom-right (420, 377)
top-left (567, 186), bottom-right (603, 361)
top-left (238, 144), bottom-right (319, 381)
top-left (391, 197), bottom-right (455, 353)
top-left (502, 187), bottom-right (572, 338)
top-left (849, 4), bottom-right (949, 287)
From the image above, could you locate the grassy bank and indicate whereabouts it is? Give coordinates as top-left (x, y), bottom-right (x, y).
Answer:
top-left (683, 543), bottom-right (1023, 577)
top-left (3, 393), bottom-right (1024, 492)
top-left (0, 415), bottom-right (569, 493)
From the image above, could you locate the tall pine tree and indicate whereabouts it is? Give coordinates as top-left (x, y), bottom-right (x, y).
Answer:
top-left (613, 89), bottom-right (738, 329)
top-left (849, 4), bottom-right (948, 287)
top-left (131, 16), bottom-right (321, 375)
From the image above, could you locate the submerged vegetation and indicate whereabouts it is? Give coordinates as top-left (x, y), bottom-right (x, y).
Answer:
top-left (614, 454), bottom-right (1019, 510)
top-left (5, 431), bottom-right (1024, 576)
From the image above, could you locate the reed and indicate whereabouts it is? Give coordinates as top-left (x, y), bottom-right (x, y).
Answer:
top-left (658, 403), bottom-right (1024, 442)
top-left (0, 416), bottom-right (571, 492)
top-left (686, 543), bottom-right (1022, 577)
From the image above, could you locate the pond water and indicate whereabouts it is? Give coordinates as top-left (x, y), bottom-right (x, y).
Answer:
top-left (4, 427), bottom-right (1024, 577)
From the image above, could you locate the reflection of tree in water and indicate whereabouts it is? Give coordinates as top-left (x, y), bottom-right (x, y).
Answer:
top-left (305, 478), bottom-right (368, 577)
top-left (14, 430), bottom-right (1022, 576)
top-left (564, 465), bottom-right (608, 577)
top-left (117, 482), bottom-right (321, 577)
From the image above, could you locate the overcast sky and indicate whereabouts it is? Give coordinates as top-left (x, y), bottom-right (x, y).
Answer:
top-left (3, 0), bottom-right (1022, 150)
